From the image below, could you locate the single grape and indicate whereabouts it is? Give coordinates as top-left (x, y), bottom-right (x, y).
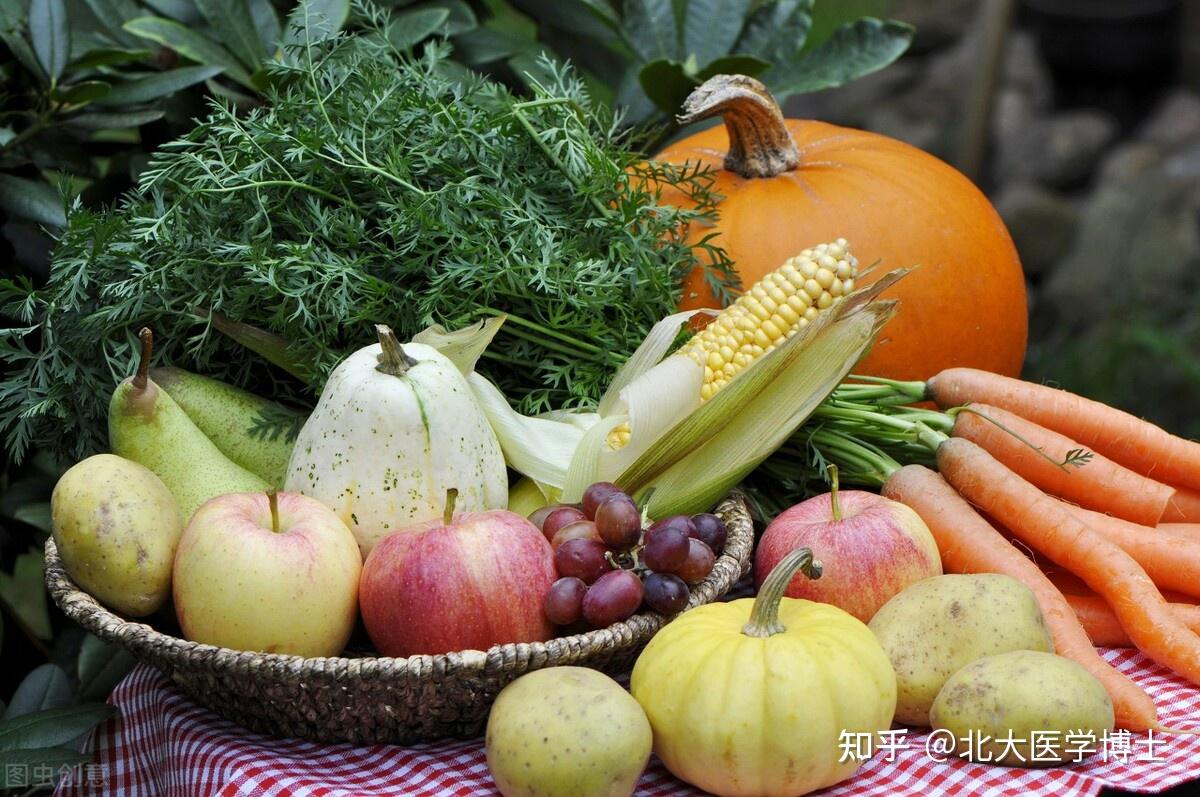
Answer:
top-left (647, 515), bottom-right (695, 539)
top-left (582, 482), bottom-right (623, 519)
top-left (643, 572), bottom-right (690, 616)
top-left (594, 494), bottom-right (642, 549)
top-left (542, 506), bottom-right (587, 543)
top-left (642, 525), bottom-right (690, 572)
top-left (581, 570), bottom-right (645, 628)
top-left (550, 520), bottom-right (602, 550)
top-left (675, 538), bottom-right (716, 584)
top-left (528, 504), bottom-right (559, 532)
top-left (544, 577), bottom-right (587, 625)
top-left (554, 538), bottom-right (612, 584)
top-left (690, 513), bottom-right (727, 555)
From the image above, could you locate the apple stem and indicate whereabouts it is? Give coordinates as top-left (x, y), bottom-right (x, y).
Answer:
top-left (828, 463), bottom-right (843, 523)
top-left (133, 327), bottom-right (154, 390)
top-left (742, 547), bottom-right (822, 638)
top-left (268, 489), bottom-right (280, 534)
top-left (443, 488), bottom-right (458, 526)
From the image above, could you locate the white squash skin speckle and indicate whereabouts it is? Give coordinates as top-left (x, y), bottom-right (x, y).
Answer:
top-left (284, 341), bottom-right (507, 559)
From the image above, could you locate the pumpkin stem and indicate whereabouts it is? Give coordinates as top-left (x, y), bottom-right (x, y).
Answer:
top-left (375, 324), bottom-right (419, 377)
top-left (443, 488), bottom-right (458, 526)
top-left (678, 74), bottom-right (800, 179)
top-left (133, 327), bottom-right (154, 391)
top-left (828, 463), bottom-right (842, 523)
top-left (742, 547), bottom-right (822, 638)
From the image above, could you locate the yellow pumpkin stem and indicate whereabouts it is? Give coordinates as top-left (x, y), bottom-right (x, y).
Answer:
top-left (742, 547), bottom-right (822, 638)
top-left (133, 327), bottom-right (154, 391)
top-left (678, 74), bottom-right (800, 179)
top-left (375, 324), bottom-right (419, 377)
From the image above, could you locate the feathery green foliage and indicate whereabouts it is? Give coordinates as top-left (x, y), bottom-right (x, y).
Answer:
top-left (0, 16), bottom-right (733, 464)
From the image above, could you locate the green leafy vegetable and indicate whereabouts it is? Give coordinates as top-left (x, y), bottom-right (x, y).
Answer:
top-left (0, 18), bottom-right (732, 463)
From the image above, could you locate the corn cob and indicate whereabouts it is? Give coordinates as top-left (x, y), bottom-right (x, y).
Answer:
top-left (608, 239), bottom-right (857, 450)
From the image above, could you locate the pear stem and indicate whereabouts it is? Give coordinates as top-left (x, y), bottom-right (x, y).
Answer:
top-left (742, 547), bottom-right (822, 638)
top-left (828, 463), bottom-right (843, 522)
top-left (375, 325), bottom-right (419, 377)
top-left (133, 327), bottom-right (154, 390)
top-left (443, 488), bottom-right (458, 526)
top-left (268, 490), bottom-right (280, 534)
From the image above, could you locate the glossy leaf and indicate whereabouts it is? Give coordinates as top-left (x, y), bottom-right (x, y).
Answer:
top-left (623, 0), bottom-right (676, 61)
top-left (453, 26), bottom-right (537, 65)
top-left (424, 0), bottom-right (476, 37)
top-left (66, 47), bottom-right (152, 71)
top-left (0, 704), bottom-right (116, 752)
top-left (80, 0), bottom-right (143, 47)
top-left (64, 108), bottom-right (165, 129)
top-left (50, 80), bottom-right (111, 105)
top-left (30, 0), bottom-right (69, 82)
top-left (195, 0), bottom-right (264, 70)
top-left (123, 17), bottom-right (254, 87)
top-left (3, 665), bottom-right (72, 720)
top-left (735, 0), bottom-right (812, 64)
top-left (386, 7), bottom-right (448, 50)
top-left (0, 748), bottom-right (91, 787)
top-left (770, 17), bottom-right (912, 96)
top-left (248, 0), bottom-right (281, 52)
top-left (95, 64), bottom-right (224, 106)
top-left (0, 175), bottom-right (66, 228)
top-left (142, 0), bottom-right (203, 24)
top-left (285, 0), bottom-right (350, 45)
top-left (77, 635), bottom-right (136, 702)
top-left (11, 501), bottom-right (52, 534)
top-left (637, 58), bottom-right (694, 115)
top-left (682, 0), bottom-right (751, 66)
top-left (695, 53), bottom-right (771, 80)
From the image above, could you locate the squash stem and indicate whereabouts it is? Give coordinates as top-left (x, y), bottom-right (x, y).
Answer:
top-left (742, 547), bottom-right (822, 638)
top-left (133, 327), bottom-right (154, 390)
top-left (679, 75), bottom-right (800, 179)
top-left (375, 324), bottom-right (419, 377)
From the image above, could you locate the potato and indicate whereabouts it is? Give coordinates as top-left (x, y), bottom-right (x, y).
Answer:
top-left (867, 573), bottom-right (1054, 725)
top-left (486, 666), bottom-right (652, 797)
top-left (930, 650), bottom-right (1114, 766)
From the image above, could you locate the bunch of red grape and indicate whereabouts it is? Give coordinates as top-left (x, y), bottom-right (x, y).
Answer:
top-left (531, 482), bottom-right (727, 631)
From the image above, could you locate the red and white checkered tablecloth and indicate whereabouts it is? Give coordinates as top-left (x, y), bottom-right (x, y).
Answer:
top-left (53, 648), bottom-right (1200, 797)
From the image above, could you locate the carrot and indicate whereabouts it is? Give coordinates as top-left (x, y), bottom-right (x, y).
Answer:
top-left (951, 404), bottom-right (1174, 526)
top-left (937, 436), bottom-right (1200, 691)
top-left (1050, 502), bottom-right (1200, 599)
top-left (880, 463), bottom-right (1162, 732)
top-left (927, 367), bottom-right (1200, 492)
top-left (1066, 592), bottom-right (1200, 647)
top-left (1164, 486), bottom-right (1200, 523)
top-left (1161, 523), bottom-right (1200, 544)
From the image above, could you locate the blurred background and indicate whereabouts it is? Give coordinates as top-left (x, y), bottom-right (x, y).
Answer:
top-left (2, 1), bottom-right (1199, 789)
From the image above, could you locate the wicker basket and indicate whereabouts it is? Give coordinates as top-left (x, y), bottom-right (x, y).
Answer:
top-left (44, 494), bottom-right (754, 745)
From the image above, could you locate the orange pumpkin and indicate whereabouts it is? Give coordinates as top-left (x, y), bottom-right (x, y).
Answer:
top-left (656, 75), bottom-right (1027, 381)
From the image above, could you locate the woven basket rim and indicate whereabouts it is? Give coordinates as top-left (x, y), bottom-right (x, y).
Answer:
top-left (45, 492), bottom-right (755, 679)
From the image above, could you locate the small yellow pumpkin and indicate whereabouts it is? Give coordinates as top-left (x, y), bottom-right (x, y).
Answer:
top-left (630, 548), bottom-right (897, 797)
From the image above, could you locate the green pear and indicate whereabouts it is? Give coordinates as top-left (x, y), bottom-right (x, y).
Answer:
top-left (109, 328), bottom-right (269, 522)
top-left (150, 366), bottom-right (304, 487)
top-left (51, 454), bottom-right (183, 617)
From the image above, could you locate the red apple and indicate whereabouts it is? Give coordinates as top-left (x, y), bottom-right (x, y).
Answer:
top-left (359, 497), bottom-right (557, 657)
top-left (755, 487), bottom-right (942, 623)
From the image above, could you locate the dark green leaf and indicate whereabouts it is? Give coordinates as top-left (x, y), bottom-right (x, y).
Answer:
top-left (735, 0), bottom-right (812, 64)
top-left (511, 0), bottom-right (618, 38)
top-left (0, 28), bottom-right (47, 81)
top-left (577, 0), bottom-right (622, 32)
top-left (77, 635), bottom-right (136, 702)
top-left (682, 0), bottom-right (750, 66)
top-left (769, 17), bottom-right (912, 96)
top-left (66, 47), bottom-right (152, 70)
top-left (12, 501), bottom-right (52, 533)
top-left (142, 0), bottom-right (203, 24)
top-left (0, 175), bottom-right (65, 228)
top-left (386, 7), bottom-right (448, 50)
top-left (0, 704), bottom-right (116, 752)
top-left (285, 0), bottom-right (350, 45)
top-left (638, 57), bottom-right (696, 115)
top-left (695, 53), bottom-right (770, 80)
top-left (453, 25), bottom-right (536, 65)
top-left (195, 0), bottom-right (265, 70)
top-left (248, 0), bottom-right (281, 52)
top-left (50, 80), bottom-right (111, 104)
top-left (64, 108), bottom-right (165, 128)
top-left (0, 747), bottom-right (91, 787)
top-left (81, 0), bottom-right (144, 46)
top-left (424, 0), bottom-right (476, 37)
top-left (30, 0), bottom-right (70, 82)
top-left (123, 17), bottom-right (254, 87)
top-left (623, 0), bottom-right (676, 61)
top-left (0, 548), bottom-right (52, 639)
top-left (95, 64), bottom-right (224, 105)
top-left (3, 665), bottom-right (72, 720)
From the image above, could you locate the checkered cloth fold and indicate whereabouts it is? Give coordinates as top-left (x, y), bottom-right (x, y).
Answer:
top-left (54, 648), bottom-right (1200, 796)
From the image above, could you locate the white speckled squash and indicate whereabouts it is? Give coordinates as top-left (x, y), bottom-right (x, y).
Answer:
top-left (285, 325), bottom-right (507, 558)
